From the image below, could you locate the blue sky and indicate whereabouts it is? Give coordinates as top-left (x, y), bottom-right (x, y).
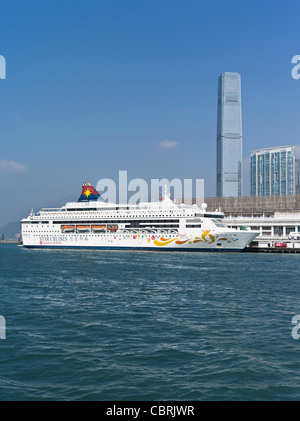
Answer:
top-left (0, 0), bottom-right (299, 227)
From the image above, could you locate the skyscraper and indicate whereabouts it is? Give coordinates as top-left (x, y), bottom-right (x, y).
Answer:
top-left (250, 146), bottom-right (296, 196)
top-left (216, 72), bottom-right (243, 197)
top-left (295, 157), bottom-right (300, 194)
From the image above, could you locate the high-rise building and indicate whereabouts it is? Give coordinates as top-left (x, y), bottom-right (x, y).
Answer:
top-left (296, 157), bottom-right (300, 194)
top-left (216, 72), bottom-right (243, 197)
top-left (250, 145), bottom-right (296, 196)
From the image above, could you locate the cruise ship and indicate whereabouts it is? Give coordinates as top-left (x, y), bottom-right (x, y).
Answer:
top-left (21, 183), bottom-right (258, 251)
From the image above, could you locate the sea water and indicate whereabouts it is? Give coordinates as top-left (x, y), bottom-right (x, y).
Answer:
top-left (0, 243), bottom-right (300, 401)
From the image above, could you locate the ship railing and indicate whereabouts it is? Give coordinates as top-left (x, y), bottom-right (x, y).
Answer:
top-left (120, 228), bottom-right (178, 234)
top-left (41, 208), bottom-right (63, 212)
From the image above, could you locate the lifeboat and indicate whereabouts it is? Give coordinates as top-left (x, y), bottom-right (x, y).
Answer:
top-left (92, 225), bottom-right (106, 232)
top-left (61, 225), bottom-right (75, 233)
top-left (76, 225), bottom-right (90, 232)
top-left (107, 225), bottom-right (118, 232)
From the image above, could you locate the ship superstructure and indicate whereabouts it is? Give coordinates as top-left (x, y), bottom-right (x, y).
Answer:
top-left (21, 183), bottom-right (258, 251)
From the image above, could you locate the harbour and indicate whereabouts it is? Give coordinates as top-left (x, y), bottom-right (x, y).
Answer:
top-left (1, 242), bottom-right (300, 401)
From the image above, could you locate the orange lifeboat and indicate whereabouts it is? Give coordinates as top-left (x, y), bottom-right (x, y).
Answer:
top-left (92, 225), bottom-right (106, 232)
top-left (76, 225), bottom-right (90, 232)
top-left (107, 225), bottom-right (118, 232)
top-left (61, 225), bottom-right (75, 232)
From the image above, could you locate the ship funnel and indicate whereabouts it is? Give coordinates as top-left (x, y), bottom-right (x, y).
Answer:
top-left (78, 182), bottom-right (100, 202)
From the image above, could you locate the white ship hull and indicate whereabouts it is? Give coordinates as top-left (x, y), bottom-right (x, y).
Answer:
top-left (22, 230), bottom-right (257, 251)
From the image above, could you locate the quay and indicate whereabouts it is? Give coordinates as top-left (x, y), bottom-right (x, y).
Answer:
top-left (243, 246), bottom-right (300, 253)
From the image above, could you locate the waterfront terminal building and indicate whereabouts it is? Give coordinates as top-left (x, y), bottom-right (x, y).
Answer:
top-left (204, 195), bottom-right (300, 247)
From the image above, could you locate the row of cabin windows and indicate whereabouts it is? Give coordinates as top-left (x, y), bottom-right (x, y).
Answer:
top-left (51, 219), bottom-right (181, 224)
top-left (24, 219), bottom-right (205, 227)
top-left (24, 234), bottom-right (179, 238)
top-left (23, 219), bottom-right (182, 225)
top-left (65, 208), bottom-right (187, 213)
top-left (39, 212), bottom-right (194, 218)
top-left (23, 225), bottom-right (201, 233)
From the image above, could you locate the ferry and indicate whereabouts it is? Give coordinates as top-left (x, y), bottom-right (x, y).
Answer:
top-left (21, 182), bottom-right (259, 251)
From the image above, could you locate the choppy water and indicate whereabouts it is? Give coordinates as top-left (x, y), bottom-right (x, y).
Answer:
top-left (0, 243), bottom-right (300, 400)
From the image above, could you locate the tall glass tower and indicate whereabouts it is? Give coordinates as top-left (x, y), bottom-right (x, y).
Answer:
top-left (250, 146), bottom-right (296, 196)
top-left (216, 72), bottom-right (243, 197)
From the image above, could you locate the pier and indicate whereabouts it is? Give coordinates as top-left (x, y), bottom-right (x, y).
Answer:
top-left (243, 246), bottom-right (300, 253)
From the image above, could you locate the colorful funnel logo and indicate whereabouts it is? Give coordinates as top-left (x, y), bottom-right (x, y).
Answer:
top-left (78, 182), bottom-right (100, 202)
